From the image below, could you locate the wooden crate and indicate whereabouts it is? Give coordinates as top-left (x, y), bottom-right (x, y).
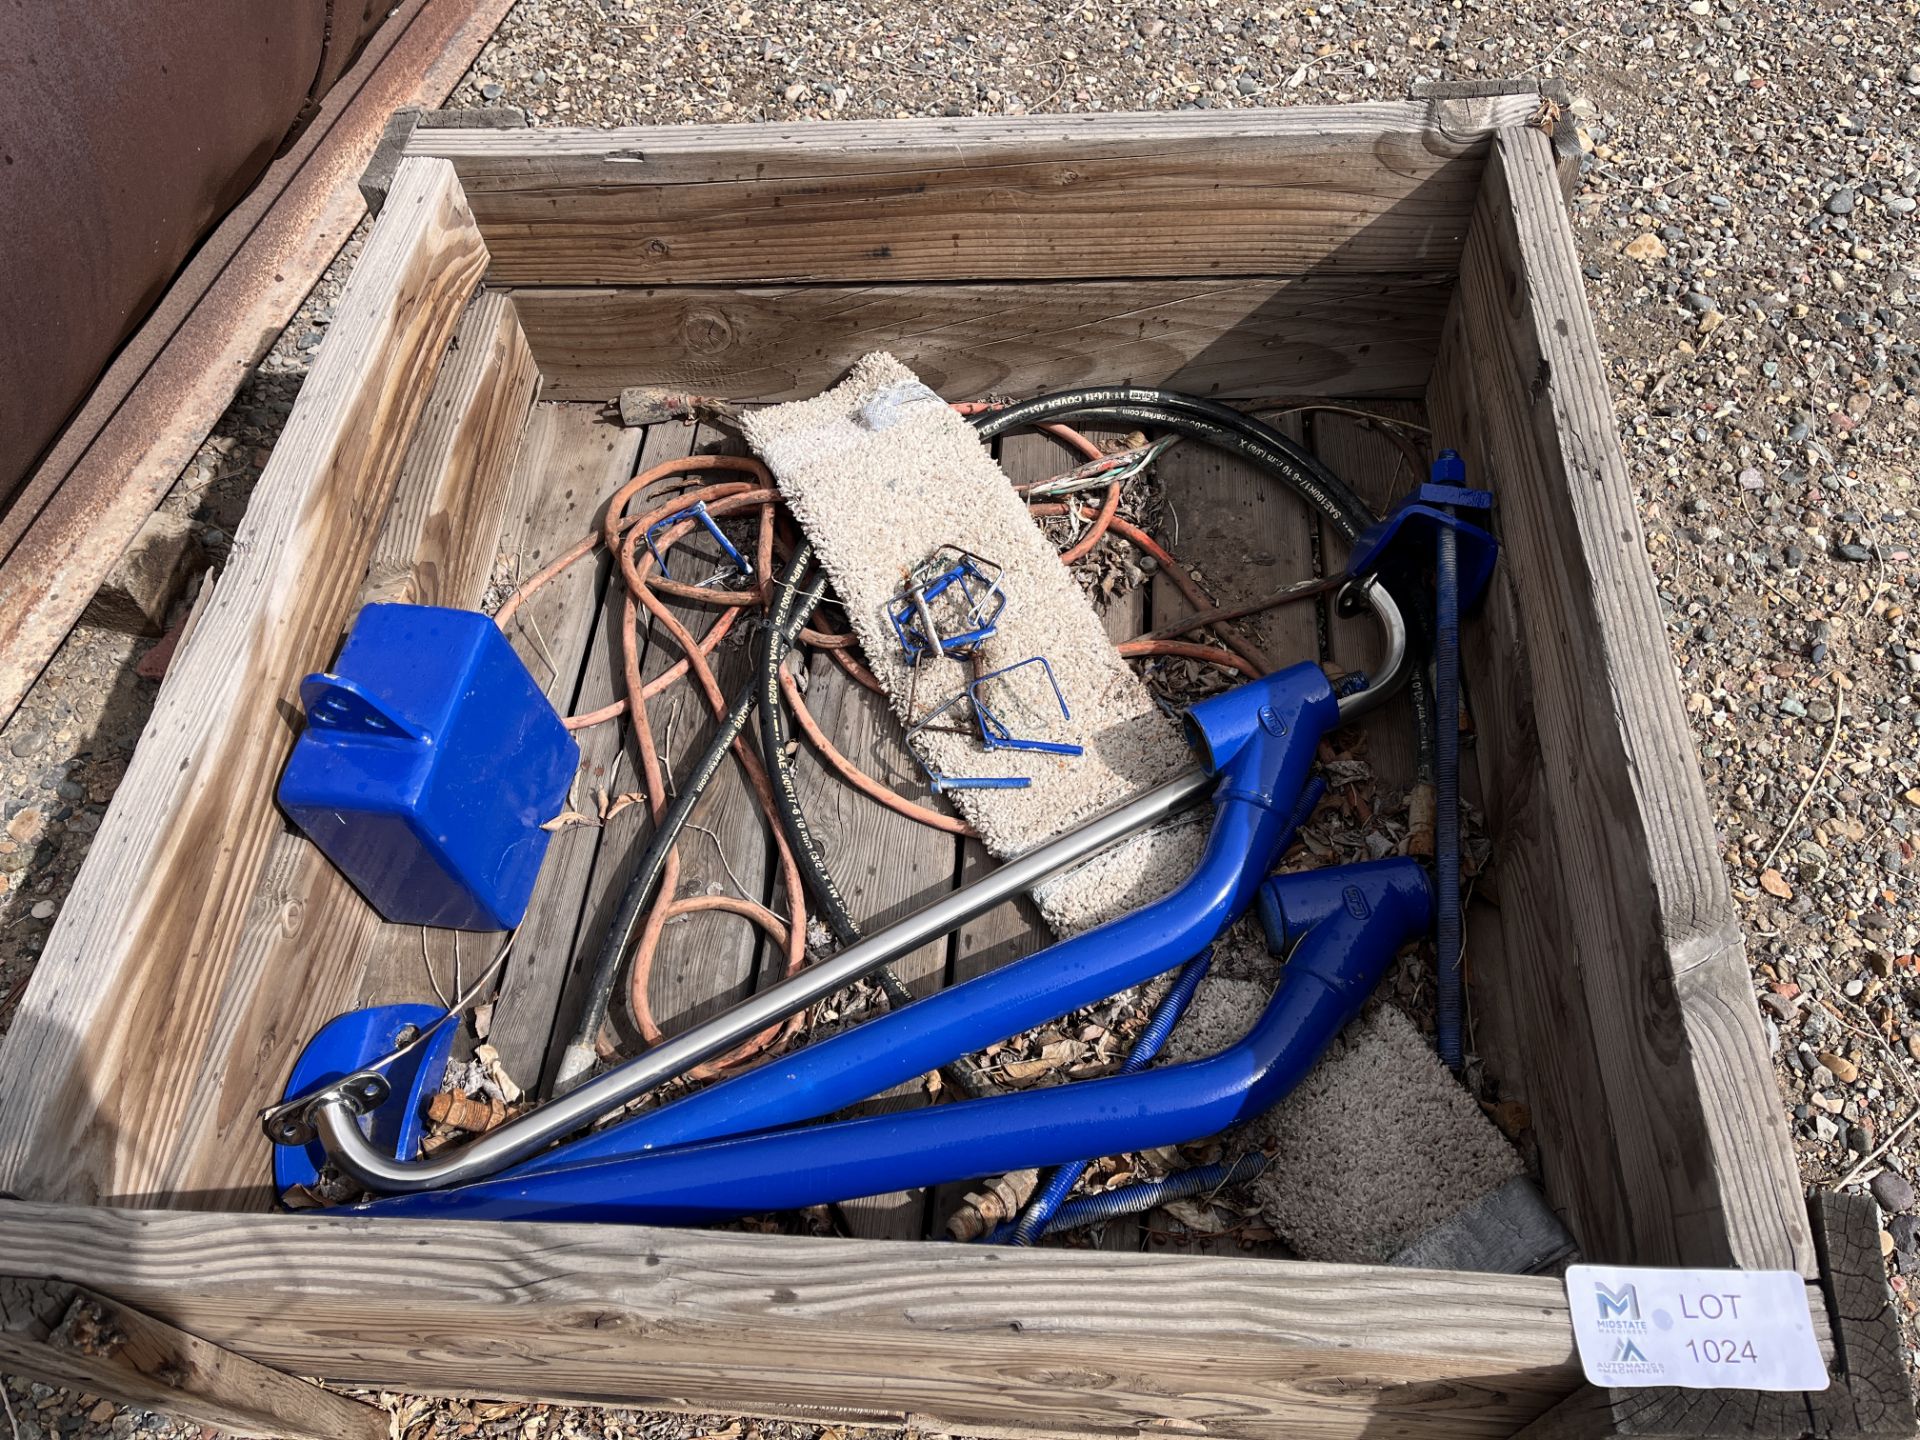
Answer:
top-left (0, 97), bottom-right (1910, 1440)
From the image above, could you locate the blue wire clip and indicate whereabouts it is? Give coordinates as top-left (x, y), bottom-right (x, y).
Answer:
top-left (967, 657), bottom-right (1084, 757)
top-left (645, 501), bottom-right (753, 584)
top-left (886, 547), bottom-right (1007, 663)
top-left (903, 680), bottom-right (1031, 792)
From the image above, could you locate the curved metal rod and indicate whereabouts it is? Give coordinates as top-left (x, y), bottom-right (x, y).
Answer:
top-left (300, 770), bottom-right (1212, 1191)
top-left (1333, 575), bottom-right (1407, 721)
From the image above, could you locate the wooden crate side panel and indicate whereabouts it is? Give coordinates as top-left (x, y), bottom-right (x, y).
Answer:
top-left (0, 158), bottom-right (490, 1207)
top-left (407, 99), bottom-right (1545, 285)
top-left (0, 1202), bottom-right (1582, 1440)
top-left (1436, 127), bottom-right (1811, 1275)
top-left (509, 277), bottom-right (1448, 404)
top-left (0, 1276), bottom-right (386, 1440)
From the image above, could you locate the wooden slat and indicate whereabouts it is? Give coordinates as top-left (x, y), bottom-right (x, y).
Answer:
top-left (408, 98), bottom-right (1546, 285)
top-left (0, 1200), bottom-right (1581, 1440)
top-left (144, 285), bottom-right (537, 1206)
top-left (1429, 127), bottom-right (1811, 1275)
top-left (625, 427), bottom-right (776, 1042)
top-left (486, 413), bottom-right (663, 1085)
top-left (0, 158), bottom-right (489, 1208)
top-left (358, 291), bottom-right (542, 608)
top-left (0, 0), bottom-right (520, 729)
top-left (0, 1275), bottom-right (385, 1440)
top-left (786, 646), bottom-right (959, 1238)
top-left (509, 277), bottom-right (1447, 404)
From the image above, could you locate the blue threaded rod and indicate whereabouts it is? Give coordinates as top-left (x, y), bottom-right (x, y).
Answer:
top-left (1002, 777), bottom-right (1326, 1246)
top-left (1433, 468), bottom-right (1465, 1074)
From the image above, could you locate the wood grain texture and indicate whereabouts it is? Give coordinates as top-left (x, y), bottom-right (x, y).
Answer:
top-left (0, 1200), bottom-right (1581, 1440)
top-left (485, 412), bottom-right (658, 1084)
top-left (0, 1275), bottom-right (386, 1440)
top-left (406, 98), bottom-right (1545, 285)
top-left (788, 647), bottom-right (959, 1238)
top-left (360, 290), bottom-right (541, 607)
top-left (1431, 127), bottom-right (1811, 1275)
top-left (1806, 1190), bottom-right (1917, 1437)
top-left (0, 158), bottom-right (488, 1209)
top-left (509, 277), bottom-right (1447, 404)
top-left (142, 279), bottom-right (539, 1207)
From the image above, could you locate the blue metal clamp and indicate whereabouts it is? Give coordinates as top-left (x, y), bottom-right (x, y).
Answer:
top-left (968, 657), bottom-right (1084, 757)
top-left (645, 500), bottom-right (754, 584)
top-left (886, 548), bottom-right (1007, 662)
top-left (1343, 450), bottom-right (1499, 612)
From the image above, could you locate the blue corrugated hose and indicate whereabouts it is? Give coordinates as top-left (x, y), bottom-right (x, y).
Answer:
top-left (988, 1151), bottom-right (1273, 1244)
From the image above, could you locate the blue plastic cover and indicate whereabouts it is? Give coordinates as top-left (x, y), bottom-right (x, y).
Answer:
top-left (278, 604), bottom-right (578, 929)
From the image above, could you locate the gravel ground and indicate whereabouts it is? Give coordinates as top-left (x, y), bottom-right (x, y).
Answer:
top-left (3, 0), bottom-right (1918, 1434)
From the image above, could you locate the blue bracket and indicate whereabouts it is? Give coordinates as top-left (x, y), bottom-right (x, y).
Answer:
top-left (886, 548), bottom-right (1007, 663)
top-left (1344, 450), bottom-right (1500, 613)
top-left (273, 1004), bottom-right (457, 1198)
top-left (969, 657), bottom-right (1084, 757)
top-left (645, 501), bottom-right (753, 584)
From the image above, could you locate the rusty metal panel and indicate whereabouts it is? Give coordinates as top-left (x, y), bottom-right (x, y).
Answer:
top-left (0, 0), bottom-right (331, 502)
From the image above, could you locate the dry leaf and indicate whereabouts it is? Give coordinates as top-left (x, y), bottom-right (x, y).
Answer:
top-left (541, 810), bottom-right (598, 832)
top-left (1759, 868), bottom-right (1793, 898)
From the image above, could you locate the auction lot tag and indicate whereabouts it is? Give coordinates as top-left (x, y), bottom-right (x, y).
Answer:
top-left (1566, 1265), bottom-right (1829, 1391)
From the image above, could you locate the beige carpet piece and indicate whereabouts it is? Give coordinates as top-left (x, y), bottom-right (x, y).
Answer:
top-left (741, 351), bottom-right (1193, 933)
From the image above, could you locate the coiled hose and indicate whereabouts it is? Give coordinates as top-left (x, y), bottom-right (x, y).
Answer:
top-left (967, 388), bottom-right (1436, 785)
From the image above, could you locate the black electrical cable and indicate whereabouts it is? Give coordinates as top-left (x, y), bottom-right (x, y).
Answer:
top-left (966, 387), bottom-right (1437, 782)
top-left (757, 542), bottom-right (996, 1098)
top-left (556, 549), bottom-right (830, 1093)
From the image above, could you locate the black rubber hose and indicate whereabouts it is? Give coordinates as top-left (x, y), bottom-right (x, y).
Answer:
top-left (756, 542), bottom-right (995, 1098)
top-left (555, 551), bottom-right (831, 1092)
top-left (965, 388), bottom-right (1437, 782)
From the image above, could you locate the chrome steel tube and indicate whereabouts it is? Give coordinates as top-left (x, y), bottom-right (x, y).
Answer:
top-left (313, 767), bottom-right (1213, 1192)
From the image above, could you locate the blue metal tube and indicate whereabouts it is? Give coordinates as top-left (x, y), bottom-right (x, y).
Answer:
top-left (360, 858), bottom-right (1429, 1224)
top-left (1008, 950), bottom-right (1215, 1245)
top-left (1434, 501), bottom-right (1464, 1073)
top-left (1006, 775), bottom-right (1327, 1245)
top-left (492, 662), bottom-right (1341, 1179)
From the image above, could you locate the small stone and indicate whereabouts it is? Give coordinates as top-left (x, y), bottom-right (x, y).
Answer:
top-left (1872, 1169), bottom-right (1918, 1213)
top-left (1625, 232), bottom-right (1668, 262)
top-left (1835, 542), bottom-right (1872, 563)
top-left (1885, 195), bottom-right (1918, 216)
top-left (1828, 188), bottom-right (1857, 216)
top-left (8, 726), bottom-right (47, 758)
top-left (480, 82), bottom-right (505, 101)
top-left (1781, 696), bottom-right (1808, 718)
top-left (6, 808), bottom-right (43, 844)
top-left (1698, 310), bottom-right (1724, 334)
top-left (1816, 1115), bottom-right (1841, 1142)
top-left (1819, 1051), bottom-right (1859, 1083)
top-left (87, 1402), bottom-right (115, 1424)
top-left (1808, 698), bottom-right (1836, 723)
top-left (29, 900), bottom-right (54, 921)
top-left (782, 82), bottom-right (805, 102)
top-left (1235, 75), bottom-right (1258, 95)
top-left (1892, 1214), bottom-right (1920, 1250)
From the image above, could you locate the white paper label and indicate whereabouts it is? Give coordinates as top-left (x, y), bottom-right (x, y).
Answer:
top-left (1565, 1265), bottom-right (1829, 1392)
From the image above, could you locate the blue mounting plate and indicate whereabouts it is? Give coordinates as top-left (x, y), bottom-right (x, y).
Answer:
top-left (272, 1004), bottom-right (457, 1198)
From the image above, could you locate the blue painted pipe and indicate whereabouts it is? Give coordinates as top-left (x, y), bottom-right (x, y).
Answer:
top-left (486, 662), bottom-right (1342, 1178)
top-left (1433, 457), bottom-right (1465, 1074)
top-left (1008, 949), bottom-right (1215, 1245)
top-left (1006, 776), bottom-right (1327, 1245)
top-left (359, 858), bottom-right (1430, 1224)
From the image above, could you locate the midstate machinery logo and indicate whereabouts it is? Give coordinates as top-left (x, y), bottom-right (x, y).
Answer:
top-left (1591, 1282), bottom-right (1665, 1380)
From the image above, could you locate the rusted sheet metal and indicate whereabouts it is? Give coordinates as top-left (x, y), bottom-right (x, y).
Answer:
top-left (0, 1), bottom-right (327, 504)
top-left (0, 0), bottom-right (520, 729)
